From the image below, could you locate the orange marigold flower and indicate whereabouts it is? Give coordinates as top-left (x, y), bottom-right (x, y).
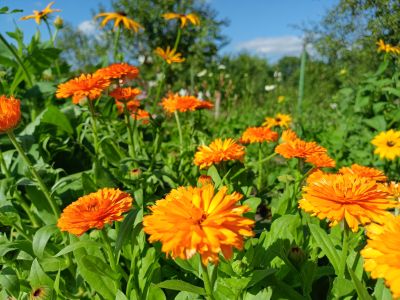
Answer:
top-left (241, 127), bottom-right (279, 144)
top-left (95, 12), bottom-right (143, 32)
top-left (115, 99), bottom-right (140, 114)
top-left (339, 164), bottom-right (387, 182)
top-left (0, 95), bottom-right (21, 133)
top-left (20, 1), bottom-right (60, 25)
top-left (263, 113), bottom-right (292, 128)
top-left (275, 138), bottom-right (327, 159)
top-left (197, 175), bottom-right (213, 186)
top-left (94, 63), bottom-right (139, 81)
top-left (281, 128), bottom-right (298, 143)
top-left (194, 138), bottom-right (245, 169)
top-left (132, 109), bottom-right (150, 125)
top-left (378, 181), bottom-right (400, 200)
top-left (143, 184), bottom-right (254, 265)
top-left (161, 93), bottom-right (200, 113)
top-left (57, 188), bottom-right (133, 236)
top-left (155, 47), bottom-right (185, 64)
top-left (163, 12), bottom-right (200, 28)
top-left (56, 74), bottom-right (111, 104)
top-left (305, 152), bottom-right (336, 168)
top-left (110, 87), bottom-right (141, 101)
top-left (361, 215), bottom-right (400, 298)
top-left (299, 173), bottom-right (397, 232)
top-left (371, 130), bottom-right (400, 160)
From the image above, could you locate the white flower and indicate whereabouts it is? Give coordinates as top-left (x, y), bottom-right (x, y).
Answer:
top-left (179, 88), bottom-right (188, 96)
top-left (197, 69), bottom-right (207, 77)
top-left (330, 103), bottom-right (338, 109)
top-left (264, 85), bottom-right (276, 92)
top-left (198, 91), bottom-right (204, 100)
top-left (138, 55), bottom-right (146, 65)
top-left (218, 64), bottom-right (226, 70)
top-left (148, 80), bottom-right (157, 88)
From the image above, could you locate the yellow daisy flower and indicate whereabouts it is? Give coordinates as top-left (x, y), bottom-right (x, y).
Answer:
top-left (371, 129), bottom-right (400, 160)
top-left (95, 11), bottom-right (143, 32)
top-left (20, 1), bottom-right (61, 24)
top-left (163, 12), bottom-right (200, 28)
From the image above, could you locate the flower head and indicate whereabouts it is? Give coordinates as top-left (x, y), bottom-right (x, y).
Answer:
top-left (263, 113), bottom-right (291, 128)
top-left (94, 63), bottom-right (139, 81)
top-left (241, 127), bottom-right (278, 144)
top-left (371, 130), bottom-right (400, 160)
top-left (143, 184), bottom-right (254, 265)
top-left (95, 12), bottom-right (143, 32)
top-left (281, 129), bottom-right (298, 143)
top-left (57, 188), bottom-right (133, 236)
top-left (0, 95), bottom-right (21, 133)
top-left (195, 100), bottom-right (214, 110)
top-left (194, 138), bottom-right (245, 169)
top-left (379, 181), bottom-right (400, 201)
top-left (305, 152), bottom-right (336, 168)
top-left (56, 74), bottom-right (111, 104)
top-left (339, 164), bottom-right (387, 182)
top-left (163, 12), bottom-right (200, 28)
top-left (20, 1), bottom-right (60, 24)
top-left (155, 47), bottom-right (185, 64)
top-left (198, 175), bottom-right (213, 186)
top-left (376, 39), bottom-right (400, 54)
top-left (161, 93), bottom-right (203, 113)
top-left (132, 109), bottom-right (150, 125)
top-left (299, 173), bottom-right (397, 232)
top-left (110, 87), bottom-right (141, 101)
top-left (115, 99), bottom-right (140, 114)
top-left (275, 138), bottom-right (327, 159)
top-left (361, 215), bottom-right (400, 298)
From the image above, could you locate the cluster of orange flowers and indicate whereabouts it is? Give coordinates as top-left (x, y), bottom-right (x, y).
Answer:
top-left (0, 95), bottom-right (21, 134)
top-left (161, 93), bottom-right (213, 114)
top-left (275, 129), bottom-right (336, 168)
top-left (371, 129), bottom-right (400, 160)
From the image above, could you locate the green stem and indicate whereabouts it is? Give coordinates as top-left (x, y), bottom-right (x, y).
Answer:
top-left (7, 131), bottom-right (59, 218)
top-left (123, 103), bottom-right (136, 159)
top-left (153, 63), bottom-right (167, 112)
top-left (174, 111), bottom-right (184, 152)
top-left (231, 153), bottom-right (277, 180)
top-left (100, 229), bottom-right (118, 273)
top-left (113, 26), bottom-right (122, 62)
top-left (201, 264), bottom-right (215, 300)
top-left (257, 144), bottom-right (263, 192)
top-left (173, 27), bottom-right (182, 52)
top-left (88, 100), bottom-right (100, 156)
top-left (0, 33), bottom-right (33, 87)
top-left (339, 222), bottom-right (349, 279)
top-left (297, 43), bottom-right (306, 118)
top-left (44, 19), bottom-right (54, 45)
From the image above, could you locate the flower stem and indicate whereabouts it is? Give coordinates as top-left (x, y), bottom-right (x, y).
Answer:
top-left (173, 28), bottom-right (182, 52)
top-left (113, 26), bottom-right (122, 62)
top-left (123, 103), bottom-right (136, 159)
top-left (174, 111), bottom-right (184, 152)
top-left (339, 221), bottom-right (349, 279)
top-left (7, 131), bottom-right (59, 218)
top-left (201, 264), bottom-right (215, 300)
top-left (88, 100), bottom-right (100, 156)
top-left (100, 229), bottom-right (118, 273)
top-left (257, 143), bottom-right (263, 192)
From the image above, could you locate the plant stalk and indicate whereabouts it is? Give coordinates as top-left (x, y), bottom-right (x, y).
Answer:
top-left (174, 111), bottom-right (184, 152)
top-left (201, 264), bottom-right (215, 300)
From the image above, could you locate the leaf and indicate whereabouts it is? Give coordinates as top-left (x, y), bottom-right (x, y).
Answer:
top-left (157, 280), bottom-right (206, 295)
top-left (0, 267), bottom-right (19, 297)
top-left (28, 259), bottom-right (54, 288)
top-left (115, 290), bottom-right (128, 300)
top-left (100, 138), bottom-right (124, 165)
top-left (115, 210), bottom-right (137, 254)
top-left (80, 255), bottom-right (120, 281)
top-left (363, 115), bottom-right (386, 132)
top-left (246, 269), bottom-right (276, 288)
top-left (373, 278), bottom-right (392, 300)
top-left (308, 224), bottom-right (340, 274)
top-left (32, 225), bottom-right (58, 259)
top-left (347, 265), bottom-right (373, 300)
top-left (207, 165), bottom-right (221, 187)
top-left (54, 241), bottom-right (102, 257)
top-left (243, 197), bottom-right (261, 213)
top-left (331, 277), bottom-right (354, 298)
top-left (81, 172), bottom-right (97, 194)
top-left (41, 105), bottom-right (73, 134)
top-left (0, 205), bottom-right (20, 226)
top-left (147, 284), bottom-right (166, 300)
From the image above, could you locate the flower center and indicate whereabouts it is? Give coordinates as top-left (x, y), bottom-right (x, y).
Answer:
top-left (387, 141), bottom-right (395, 147)
top-left (87, 200), bottom-right (99, 211)
top-left (196, 213), bottom-right (208, 225)
top-left (117, 11), bottom-right (127, 16)
top-left (33, 288), bottom-right (43, 297)
top-left (275, 118), bottom-right (281, 122)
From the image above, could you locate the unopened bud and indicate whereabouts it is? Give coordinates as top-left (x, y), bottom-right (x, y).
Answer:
top-left (54, 16), bottom-right (64, 29)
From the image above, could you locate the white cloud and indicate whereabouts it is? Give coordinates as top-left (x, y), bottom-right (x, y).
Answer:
top-left (78, 20), bottom-right (97, 36)
top-left (236, 36), bottom-right (308, 57)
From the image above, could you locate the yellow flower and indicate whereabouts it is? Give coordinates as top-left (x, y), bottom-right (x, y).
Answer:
top-left (376, 39), bottom-right (400, 54)
top-left (163, 12), bottom-right (200, 28)
top-left (20, 2), bottom-right (61, 24)
top-left (155, 47), bottom-right (185, 64)
top-left (95, 12), bottom-right (143, 32)
top-left (277, 95), bottom-right (285, 103)
top-left (371, 129), bottom-right (400, 160)
top-left (263, 113), bottom-right (291, 128)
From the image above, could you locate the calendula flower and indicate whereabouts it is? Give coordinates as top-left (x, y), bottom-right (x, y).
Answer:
top-left (263, 113), bottom-right (292, 128)
top-left (132, 109), bottom-right (150, 125)
top-left (0, 95), bottom-right (21, 133)
top-left (371, 130), bottom-right (400, 160)
top-left (94, 63), bottom-right (139, 81)
top-left (20, 1), bottom-right (60, 24)
top-left (299, 173), bottom-right (397, 232)
top-left (197, 175), bottom-right (213, 186)
top-left (95, 11), bottom-right (143, 32)
top-left (339, 164), bottom-right (387, 182)
top-left (275, 138), bottom-right (327, 159)
top-left (376, 39), bottom-right (400, 54)
top-left (115, 99), bottom-right (140, 114)
top-left (57, 188), bottom-right (133, 236)
top-left (305, 152), bottom-right (336, 168)
top-left (281, 129), bottom-right (298, 142)
top-left (161, 93), bottom-right (200, 113)
top-left (155, 47), bottom-right (185, 64)
top-left (361, 215), bottom-right (400, 298)
top-left (56, 74), bottom-right (111, 104)
top-left (110, 87), bottom-right (141, 101)
top-left (163, 12), bottom-right (200, 28)
top-left (143, 184), bottom-right (254, 265)
top-left (379, 181), bottom-right (400, 201)
top-left (241, 127), bottom-right (279, 144)
top-left (194, 138), bottom-right (245, 169)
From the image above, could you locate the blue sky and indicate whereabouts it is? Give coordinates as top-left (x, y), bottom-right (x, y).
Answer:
top-left (1, 0), bottom-right (338, 60)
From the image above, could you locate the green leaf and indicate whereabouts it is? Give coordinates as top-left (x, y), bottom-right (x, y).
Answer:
top-left (157, 280), bottom-right (206, 295)
top-left (115, 290), bottom-right (128, 300)
top-left (54, 240), bottom-right (103, 257)
top-left (243, 197), bottom-right (261, 213)
top-left (0, 267), bottom-right (19, 297)
top-left (32, 225), bottom-right (58, 259)
top-left (80, 255), bottom-right (120, 281)
top-left (246, 269), bottom-right (276, 288)
top-left (373, 278), bottom-right (392, 300)
top-left (28, 259), bottom-right (54, 288)
top-left (81, 172), bottom-right (98, 194)
top-left (347, 265), bottom-right (373, 300)
top-left (207, 165), bottom-right (221, 187)
top-left (331, 277), bottom-right (354, 298)
top-left (100, 138), bottom-right (124, 165)
top-left (115, 210), bottom-right (137, 254)
top-left (41, 105), bottom-right (73, 134)
top-left (147, 284), bottom-right (166, 300)
top-left (308, 223), bottom-right (340, 274)
top-left (0, 205), bottom-right (20, 226)
top-left (363, 115), bottom-right (386, 132)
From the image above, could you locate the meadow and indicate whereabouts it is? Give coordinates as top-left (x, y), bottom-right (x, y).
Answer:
top-left (1, 1), bottom-right (400, 299)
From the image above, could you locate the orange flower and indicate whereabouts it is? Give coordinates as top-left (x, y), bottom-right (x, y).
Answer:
top-left (110, 87), bottom-right (141, 101)
top-left (275, 138), bottom-right (327, 159)
top-left (378, 181), bottom-right (400, 200)
top-left (143, 184), bottom-right (254, 265)
top-left (339, 164), bottom-right (387, 182)
top-left (263, 113), bottom-right (291, 128)
top-left (241, 127), bottom-right (279, 144)
top-left (94, 63), bottom-right (139, 81)
top-left (115, 100), bottom-right (140, 114)
top-left (57, 188), bottom-right (133, 236)
top-left (281, 129), bottom-right (298, 142)
top-left (161, 93), bottom-right (200, 113)
top-left (20, 1), bottom-right (60, 24)
top-left (305, 152), bottom-right (336, 168)
top-left (0, 95), bottom-right (21, 133)
top-left (196, 100), bottom-right (214, 110)
top-left (163, 12), bottom-right (200, 28)
top-left (361, 215), bottom-right (400, 298)
top-left (95, 12), bottom-right (143, 32)
top-left (132, 109), bottom-right (150, 125)
top-left (56, 74), bottom-right (111, 104)
top-left (155, 47), bottom-right (185, 64)
top-left (197, 175), bottom-right (213, 186)
top-left (299, 173), bottom-right (397, 232)
top-left (194, 138), bottom-right (245, 169)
